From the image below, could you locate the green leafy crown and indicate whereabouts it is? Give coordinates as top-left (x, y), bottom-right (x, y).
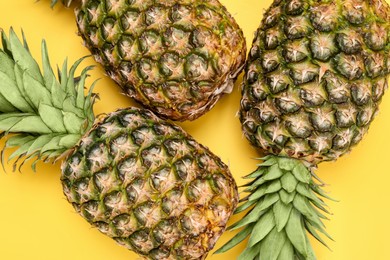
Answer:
top-left (0, 28), bottom-right (96, 171)
top-left (216, 155), bottom-right (334, 260)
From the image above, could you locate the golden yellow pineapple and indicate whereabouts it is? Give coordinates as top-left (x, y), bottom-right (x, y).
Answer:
top-left (0, 29), bottom-right (238, 260)
top-left (51, 0), bottom-right (247, 121)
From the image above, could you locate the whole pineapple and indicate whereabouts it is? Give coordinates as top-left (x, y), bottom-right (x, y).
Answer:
top-left (0, 29), bottom-right (238, 259)
top-left (50, 0), bottom-right (247, 121)
top-left (217, 0), bottom-right (390, 259)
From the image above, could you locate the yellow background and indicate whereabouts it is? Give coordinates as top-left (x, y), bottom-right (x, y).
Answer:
top-left (0, 0), bottom-right (390, 259)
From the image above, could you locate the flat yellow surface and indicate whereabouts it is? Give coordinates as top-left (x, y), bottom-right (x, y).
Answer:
top-left (0, 1), bottom-right (390, 259)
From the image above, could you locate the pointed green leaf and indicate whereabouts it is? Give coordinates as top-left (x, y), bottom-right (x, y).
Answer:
top-left (278, 157), bottom-right (297, 171)
top-left (279, 189), bottom-right (296, 204)
top-left (13, 64), bottom-right (36, 111)
top-left (273, 201), bottom-right (293, 232)
top-left (8, 29), bottom-right (43, 84)
top-left (23, 72), bottom-right (52, 107)
top-left (244, 167), bottom-right (265, 179)
top-left (76, 63), bottom-right (94, 110)
top-left (264, 164), bottom-right (284, 180)
top-left (281, 172), bottom-right (298, 193)
top-left (248, 209), bottom-right (275, 247)
top-left (265, 180), bottom-right (282, 194)
top-left (5, 116), bottom-right (52, 134)
top-left (237, 241), bottom-right (261, 260)
top-left (5, 135), bottom-right (35, 148)
top-left (293, 194), bottom-right (321, 225)
top-left (26, 134), bottom-right (56, 156)
top-left (0, 51), bottom-right (16, 81)
top-left (312, 184), bottom-right (337, 201)
top-left (0, 92), bottom-right (17, 112)
top-left (1, 31), bottom-right (12, 57)
top-left (41, 41), bottom-right (67, 109)
top-left (277, 241), bottom-right (294, 260)
top-left (215, 224), bottom-right (254, 254)
top-left (39, 103), bottom-right (66, 133)
top-left (305, 218), bottom-right (333, 241)
top-left (0, 70), bottom-right (33, 112)
top-left (62, 111), bottom-right (85, 134)
top-left (260, 227), bottom-right (287, 260)
top-left (292, 163), bottom-right (311, 184)
top-left (62, 96), bottom-right (78, 114)
top-left (59, 134), bottom-right (81, 148)
top-left (259, 157), bottom-right (277, 167)
top-left (230, 193), bottom-right (279, 231)
top-left (304, 232), bottom-right (317, 260)
top-left (41, 40), bottom-right (56, 91)
top-left (249, 185), bottom-right (267, 202)
top-left (40, 135), bottom-right (63, 153)
top-left (305, 221), bottom-right (331, 249)
top-left (285, 208), bottom-right (308, 257)
top-left (9, 139), bottom-right (35, 160)
top-left (234, 199), bottom-right (257, 214)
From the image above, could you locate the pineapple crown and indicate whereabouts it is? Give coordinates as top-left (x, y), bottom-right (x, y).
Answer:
top-left (0, 28), bottom-right (97, 171)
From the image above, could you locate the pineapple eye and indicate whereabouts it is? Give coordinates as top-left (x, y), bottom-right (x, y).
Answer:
top-left (336, 32), bottom-right (362, 55)
top-left (351, 83), bottom-right (371, 106)
top-left (152, 219), bottom-right (180, 246)
top-left (151, 167), bottom-right (174, 192)
top-left (262, 6), bottom-right (281, 29)
top-left (180, 208), bottom-right (208, 236)
top-left (185, 53), bottom-right (209, 79)
top-left (356, 107), bottom-right (375, 127)
top-left (285, 0), bottom-right (306, 15)
top-left (365, 53), bottom-right (386, 79)
top-left (334, 53), bottom-right (364, 81)
top-left (310, 33), bottom-right (337, 62)
top-left (284, 16), bottom-right (311, 40)
top-left (265, 71), bottom-right (290, 94)
top-left (372, 78), bottom-right (387, 102)
top-left (364, 23), bottom-right (388, 51)
top-left (129, 229), bottom-right (154, 254)
top-left (309, 2), bottom-right (338, 32)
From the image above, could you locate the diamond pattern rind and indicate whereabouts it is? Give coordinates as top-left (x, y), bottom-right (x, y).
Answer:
top-left (76, 0), bottom-right (246, 121)
top-left (61, 108), bottom-right (238, 259)
top-left (241, 0), bottom-right (390, 164)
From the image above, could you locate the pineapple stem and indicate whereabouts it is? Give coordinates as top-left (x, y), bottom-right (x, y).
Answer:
top-left (0, 28), bottom-right (96, 170)
top-left (215, 155), bottom-right (333, 260)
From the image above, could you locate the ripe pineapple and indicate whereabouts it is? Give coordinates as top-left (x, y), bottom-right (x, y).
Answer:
top-left (50, 0), bottom-right (247, 121)
top-left (0, 29), bottom-right (238, 259)
top-left (218, 0), bottom-right (390, 259)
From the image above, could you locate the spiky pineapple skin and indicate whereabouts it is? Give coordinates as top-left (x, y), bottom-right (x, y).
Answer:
top-left (75, 0), bottom-right (246, 121)
top-left (240, 0), bottom-right (390, 164)
top-left (61, 107), bottom-right (238, 259)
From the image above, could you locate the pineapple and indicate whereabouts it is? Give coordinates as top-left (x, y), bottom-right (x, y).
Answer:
top-left (217, 0), bottom-right (390, 259)
top-left (0, 29), bottom-right (238, 259)
top-left (50, 0), bottom-right (247, 121)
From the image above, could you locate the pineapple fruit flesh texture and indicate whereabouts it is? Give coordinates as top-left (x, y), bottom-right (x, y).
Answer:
top-left (61, 108), bottom-right (238, 259)
top-left (240, 0), bottom-right (390, 165)
top-left (74, 0), bottom-right (247, 121)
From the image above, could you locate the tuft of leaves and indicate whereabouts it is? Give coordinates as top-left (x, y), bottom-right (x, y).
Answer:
top-left (215, 155), bottom-right (334, 260)
top-left (0, 28), bottom-right (97, 171)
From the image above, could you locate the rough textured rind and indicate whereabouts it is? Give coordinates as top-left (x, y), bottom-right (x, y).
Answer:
top-left (75, 0), bottom-right (246, 121)
top-left (240, 0), bottom-right (390, 165)
top-left (61, 107), bottom-right (238, 259)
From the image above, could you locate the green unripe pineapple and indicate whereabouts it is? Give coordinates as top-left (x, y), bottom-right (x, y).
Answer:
top-left (50, 0), bottom-right (247, 121)
top-left (218, 0), bottom-right (390, 259)
top-left (0, 29), bottom-right (238, 260)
